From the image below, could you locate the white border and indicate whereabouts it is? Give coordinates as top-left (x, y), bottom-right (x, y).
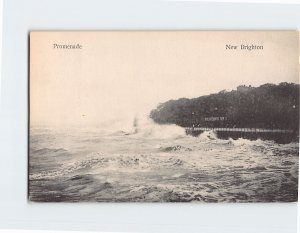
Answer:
top-left (0, 0), bottom-right (299, 232)
top-left (0, 0), bottom-right (2, 99)
top-left (170, 0), bottom-right (300, 3)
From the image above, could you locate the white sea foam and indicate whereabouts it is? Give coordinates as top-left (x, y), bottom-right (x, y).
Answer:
top-left (29, 121), bottom-right (299, 202)
top-left (104, 115), bottom-right (186, 139)
top-left (198, 130), bottom-right (218, 141)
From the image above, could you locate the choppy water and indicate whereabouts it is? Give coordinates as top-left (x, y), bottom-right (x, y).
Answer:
top-left (29, 121), bottom-right (299, 202)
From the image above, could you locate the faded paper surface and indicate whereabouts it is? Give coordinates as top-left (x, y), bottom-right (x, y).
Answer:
top-left (30, 31), bottom-right (299, 128)
top-left (29, 31), bottom-right (299, 202)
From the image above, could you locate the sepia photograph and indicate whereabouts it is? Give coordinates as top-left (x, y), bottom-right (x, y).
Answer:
top-left (29, 31), bottom-right (299, 202)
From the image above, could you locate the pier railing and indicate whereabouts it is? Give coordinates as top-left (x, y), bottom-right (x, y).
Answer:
top-left (185, 127), bottom-right (294, 133)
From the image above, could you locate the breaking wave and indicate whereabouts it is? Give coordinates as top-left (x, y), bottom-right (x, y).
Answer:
top-left (104, 115), bottom-right (186, 139)
top-left (198, 130), bottom-right (218, 141)
top-left (29, 123), bottom-right (299, 202)
top-left (228, 137), bottom-right (266, 146)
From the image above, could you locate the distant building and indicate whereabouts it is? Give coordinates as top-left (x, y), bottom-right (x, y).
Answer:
top-left (237, 85), bottom-right (254, 93)
top-left (204, 116), bottom-right (227, 122)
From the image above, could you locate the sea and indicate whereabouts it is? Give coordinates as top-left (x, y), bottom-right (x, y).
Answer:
top-left (29, 118), bottom-right (299, 202)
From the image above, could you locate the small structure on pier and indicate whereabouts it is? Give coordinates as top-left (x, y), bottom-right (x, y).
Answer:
top-left (204, 116), bottom-right (227, 122)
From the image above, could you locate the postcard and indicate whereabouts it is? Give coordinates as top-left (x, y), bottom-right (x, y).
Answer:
top-left (29, 31), bottom-right (299, 202)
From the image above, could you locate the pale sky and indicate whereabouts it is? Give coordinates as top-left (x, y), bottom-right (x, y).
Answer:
top-left (30, 31), bottom-right (299, 127)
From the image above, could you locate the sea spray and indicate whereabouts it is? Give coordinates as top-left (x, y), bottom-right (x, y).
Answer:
top-left (198, 130), bottom-right (218, 141)
top-left (105, 114), bottom-right (187, 139)
top-left (29, 120), bottom-right (299, 202)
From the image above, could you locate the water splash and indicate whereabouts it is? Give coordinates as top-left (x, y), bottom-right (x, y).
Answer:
top-left (198, 130), bottom-right (218, 141)
top-left (106, 115), bottom-right (186, 139)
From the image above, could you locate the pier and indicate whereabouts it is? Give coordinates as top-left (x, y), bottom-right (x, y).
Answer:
top-left (185, 127), bottom-right (297, 143)
top-left (185, 127), bottom-right (294, 134)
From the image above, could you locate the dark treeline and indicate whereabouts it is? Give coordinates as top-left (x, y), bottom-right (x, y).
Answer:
top-left (149, 83), bottom-right (299, 131)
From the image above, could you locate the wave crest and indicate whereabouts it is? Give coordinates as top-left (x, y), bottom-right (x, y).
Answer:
top-left (198, 130), bottom-right (218, 141)
top-left (105, 115), bottom-right (186, 139)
